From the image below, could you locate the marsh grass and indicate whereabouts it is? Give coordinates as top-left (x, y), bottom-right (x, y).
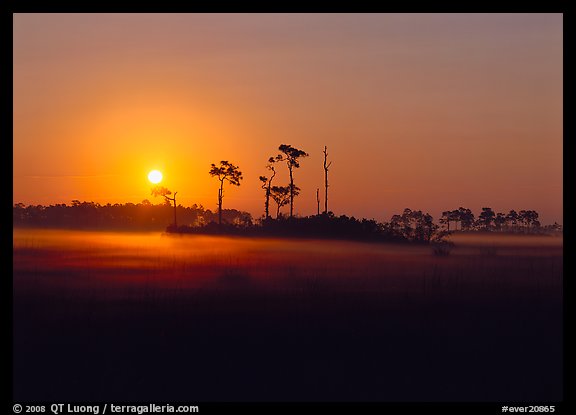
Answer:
top-left (479, 246), bottom-right (499, 256)
top-left (431, 240), bottom-right (454, 257)
top-left (13, 229), bottom-right (563, 402)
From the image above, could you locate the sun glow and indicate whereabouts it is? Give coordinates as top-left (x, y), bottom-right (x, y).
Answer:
top-left (148, 170), bottom-right (163, 184)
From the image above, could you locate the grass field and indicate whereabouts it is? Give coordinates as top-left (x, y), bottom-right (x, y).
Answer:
top-left (13, 228), bottom-right (563, 402)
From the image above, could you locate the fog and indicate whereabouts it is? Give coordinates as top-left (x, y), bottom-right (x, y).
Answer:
top-left (13, 228), bottom-right (562, 296)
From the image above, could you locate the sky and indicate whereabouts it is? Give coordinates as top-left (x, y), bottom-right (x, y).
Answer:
top-left (13, 13), bottom-right (563, 224)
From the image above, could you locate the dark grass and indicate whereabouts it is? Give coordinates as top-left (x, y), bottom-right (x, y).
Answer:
top-left (13, 230), bottom-right (563, 402)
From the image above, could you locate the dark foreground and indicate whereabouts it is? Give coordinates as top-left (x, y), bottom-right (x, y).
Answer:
top-left (13, 230), bottom-right (563, 401)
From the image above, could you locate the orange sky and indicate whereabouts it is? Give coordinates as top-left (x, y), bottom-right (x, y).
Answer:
top-left (13, 13), bottom-right (563, 224)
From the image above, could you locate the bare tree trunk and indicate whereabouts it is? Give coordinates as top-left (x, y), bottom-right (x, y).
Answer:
top-left (316, 188), bottom-right (320, 215)
top-left (218, 181), bottom-right (223, 225)
top-left (323, 146), bottom-right (331, 214)
top-left (288, 167), bottom-right (294, 218)
top-left (264, 188), bottom-right (270, 219)
top-left (173, 192), bottom-right (178, 228)
top-left (264, 169), bottom-right (275, 219)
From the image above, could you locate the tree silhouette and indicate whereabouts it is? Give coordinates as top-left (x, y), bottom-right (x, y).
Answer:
top-left (478, 207), bottom-right (495, 230)
top-left (277, 144), bottom-right (308, 218)
top-left (451, 209), bottom-right (462, 230)
top-left (440, 210), bottom-right (461, 231)
top-left (151, 186), bottom-right (178, 228)
top-left (259, 156), bottom-right (279, 219)
top-left (546, 222), bottom-right (562, 232)
top-left (458, 207), bottom-right (475, 231)
top-left (270, 185), bottom-right (299, 218)
top-left (209, 160), bottom-right (243, 226)
top-left (259, 176), bottom-right (269, 217)
top-left (519, 210), bottom-right (540, 231)
top-left (390, 208), bottom-right (437, 242)
top-left (412, 211), bottom-right (438, 242)
top-left (440, 210), bottom-right (456, 231)
top-left (323, 146), bottom-right (332, 214)
top-left (506, 210), bottom-right (519, 231)
top-left (494, 212), bottom-right (507, 231)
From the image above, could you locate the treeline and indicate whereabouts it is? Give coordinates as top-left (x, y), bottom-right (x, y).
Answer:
top-left (438, 207), bottom-right (561, 233)
top-left (173, 210), bottom-right (451, 244)
top-left (175, 214), bottom-right (407, 243)
top-left (175, 207), bottom-right (561, 244)
top-left (13, 201), bottom-right (561, 243)
top-left (12, 200), bottom-right (252, 231)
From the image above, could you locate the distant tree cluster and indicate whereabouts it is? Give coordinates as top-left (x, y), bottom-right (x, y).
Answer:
top-left (439, 207), bottom-right (561, 233)
top-left (390, 209), bottom-right (438, 242)
top-left (258, 214), bottom-right (399, 241)
top-left (175, 213), bottom-right (406, 243)
top-left (12, 201), bottom-right (251, 231)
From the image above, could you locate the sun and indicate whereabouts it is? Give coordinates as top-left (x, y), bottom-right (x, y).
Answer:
top-left (148, 170), bottom-right (163, 184)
